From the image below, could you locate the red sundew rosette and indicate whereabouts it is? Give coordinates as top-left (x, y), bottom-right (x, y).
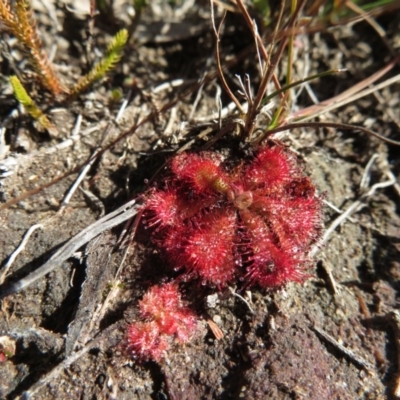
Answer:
top-left (142, 144), bottom-right (322, 290)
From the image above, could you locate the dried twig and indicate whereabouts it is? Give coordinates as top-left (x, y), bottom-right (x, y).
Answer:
top-left (319, 261), bottom-right (339, 295)
top-left (210, 1), bottom-right (244, 114)
top-left (385, 169), bottom-right (400, 198)
top-left (312, 325), bottom-right (374, 371)
top-left (58, 149), bottom-right (100, 212)
top-left (263, 121), bottom-right (400, 147)
top-left (152, 79), bottom-right (188, 94)
top-left (22, 320), bottom-right (124, 398)
top-left (0, 125), bottom-right (9, 160)
top-left (322, 199), bottom-right (355, 222)
top-left (0, 199), bottom-right (139, 299)
top-left (359, 154), bottom-right (379, 190)
top-left (387, 311), bottom-right (400, 398)
top-left (291, 61), bottom-right (399, 121)
top-left (310, 174), bottom-right (395, 258)
top-left (45, 125), bottom-right (102, 154)
top-left (0, 224), bottom-right (43, 284)
top-left (228, 286), bottom-right (255, 314)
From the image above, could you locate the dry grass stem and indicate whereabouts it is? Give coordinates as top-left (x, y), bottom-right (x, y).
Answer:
top-left (210, 1), bottom-right (244, 114)
top-left (0, 199), bottom-right (139, 299)
top-left (228, 287), bottom-right (255, 314)
top-left (291, 60), bottom-right (399, 121)
top-left (310, 156), bottom-right (396, 258)
top-left (0, 224), bottom-right (43, 284)
top-left (312, 325), bottom-right (374, 371)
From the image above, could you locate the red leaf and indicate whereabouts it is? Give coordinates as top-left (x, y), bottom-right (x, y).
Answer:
top-left (244, 145), bottom-right (297, 190)
top-left (171, 209), bottom-right (238, 287)
top-left (171, 152), bottom-right (231, 195)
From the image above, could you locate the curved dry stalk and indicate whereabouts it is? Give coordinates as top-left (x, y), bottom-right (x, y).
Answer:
top-left (262, 69), bottom-right (345, 108)
top-left (312, 326), bottom-right (374, 371)
top-left (259, 121), bottom-right (400, 146)
top-left (291, 58), bottom-right (399, 121)
top-left (21, 320), bottom-right (124, 398)
top-left (0, 224), bottom-right (43, 284)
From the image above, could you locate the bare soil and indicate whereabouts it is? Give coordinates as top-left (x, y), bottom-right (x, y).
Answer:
top-left (1, 1), bottom-right (400, 399)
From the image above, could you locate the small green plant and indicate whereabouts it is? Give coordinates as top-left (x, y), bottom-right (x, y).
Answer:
top-left (71, 29), bottom-right (128, 95)
top-left (9, 75), bottom-right (53, 132)
top-left (0, 0), bottom-right (64, 95)
top-left (0, 0), bottom-right (128, 131)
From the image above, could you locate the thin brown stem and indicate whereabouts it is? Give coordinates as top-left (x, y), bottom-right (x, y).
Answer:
top-left (210, 2), bottom-right (244, 114)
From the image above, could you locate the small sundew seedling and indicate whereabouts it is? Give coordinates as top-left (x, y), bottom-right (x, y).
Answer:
top-left (126, 283), bottom-right (198, 361)
top-left (143, 142), bottom-right (323, 288)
